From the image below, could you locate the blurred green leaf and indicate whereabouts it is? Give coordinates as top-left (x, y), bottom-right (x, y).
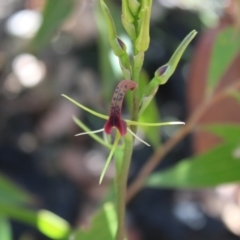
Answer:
top-left (208, 27), bottom-right (240, 91)
top-left (202, 124), bottom-right (240, 142)
top-left (0, 173), bottom-right (31, 205)
top-left (74, 202), bottom-right (117, 240)
top-left (228, 89), bottom-right (240, 104)
top-left (0, 202), bottom-right (71, 239)
top-left (30, 0), bottom-right (75, 52)
top-left (139, 71), bottom-right (161, 149)
top-left (146, 142), bottom-right (240, 188)
top-left (37, 210), bottom-right (70, 239)
top-left (0, 215), bottom-right (12, 240)
top-left (95, 1), bottom-right (116, 101)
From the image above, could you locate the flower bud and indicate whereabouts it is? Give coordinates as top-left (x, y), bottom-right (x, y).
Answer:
top-left (128, 0), bottom-right (141, 16)
top-left (139, 30), bottom-right (197, 115)
top-left (121, 15), bottom-right (136, 40)
top-left (135, 7), bottom-right (150, 52)
top-left (100, 0), bottom-right (125, 56)
top-left (122, 0), bottom-right (134, 23)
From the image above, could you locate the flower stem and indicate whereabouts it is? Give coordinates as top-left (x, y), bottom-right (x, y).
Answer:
top-left (115, 133), bottom-right (133, 240)
top-left (115, 50), bottom-right (144, 240)
top-left (130, 52), bottom-right (144, 132)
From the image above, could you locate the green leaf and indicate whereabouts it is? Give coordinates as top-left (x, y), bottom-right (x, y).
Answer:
top-left (0, 173), bottom-right (31, 205)
top-left (30, 0), bottom-right (75, 52)
top-left (0, 202), bottom-right (71, 239)
top-left (139, 71), bottom-right (161, 148)
top-left (74, 202), bottom-right (117, 240)
top-left (208, 27), bottom-right (240, 91)
top-left (228, 89), bottom-right (240, 104)
top-left (201, 124), bottom-right (240, 142)
top-left (146, 142), bottom-right (240, 188)
top-left (95, 1), bottom-right (116, 101)
top-left (0, 215), bottom-right (12, 240)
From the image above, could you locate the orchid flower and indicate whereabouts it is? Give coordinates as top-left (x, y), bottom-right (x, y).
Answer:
top-left (62, 80), bottom-right (184, 184)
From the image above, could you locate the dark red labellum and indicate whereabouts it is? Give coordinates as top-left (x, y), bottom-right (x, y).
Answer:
top-left (104, 80), bottom-right (137, 136)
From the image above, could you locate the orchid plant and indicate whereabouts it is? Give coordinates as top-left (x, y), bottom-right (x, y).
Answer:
top-left (62, 0), bottom-right (197, 239)
top-left (62, 80), bottom-right (184, 184)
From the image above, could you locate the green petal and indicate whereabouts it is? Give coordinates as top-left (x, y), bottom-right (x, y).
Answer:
top-left (73, 116), bottom-right (112, 149)
top-left (62, 94), bottom-right (108, 120)
top-left (99, 132), bottom-right (121, 184)
top-left (125, 120), bottom-right (185, 126)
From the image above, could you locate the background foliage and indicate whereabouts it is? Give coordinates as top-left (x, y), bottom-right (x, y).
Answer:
top-left (1, 0), bottom-right (240, 239)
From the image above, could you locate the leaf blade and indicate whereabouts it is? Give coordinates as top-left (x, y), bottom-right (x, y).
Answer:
top-left (146, 142), bottom-right (240, 188)
top-left (208, 27), bottom-right (240, 91)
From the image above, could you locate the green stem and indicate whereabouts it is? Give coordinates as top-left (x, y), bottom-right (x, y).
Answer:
top-left (130, 52), bottom-right (144, 132)
top-left (115, 49), bottom-right (144, 240)
top-left (115, 133), bottom-right (133, 240)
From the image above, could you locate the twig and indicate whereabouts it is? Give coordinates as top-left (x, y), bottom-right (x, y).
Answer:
top-left (126, 80), bottom-right (240, 203)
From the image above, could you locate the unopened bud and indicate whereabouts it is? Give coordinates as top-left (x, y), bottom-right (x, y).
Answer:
top-left (135, 7), bottom-right (150, 52)
top-left (121, 15), bottom-right (136, 40)
top-left (128, 0), bottom-right (141, 16)
top-left (122, 0), bottom-right (134, 23)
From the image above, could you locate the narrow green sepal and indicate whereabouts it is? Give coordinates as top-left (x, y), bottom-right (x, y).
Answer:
top-left (121, 15), bottom-right (137, 40)
top-left (73, 116), bottom-right (112, 149)
top-left (61, 94), bottom-right (108, 120)
top-left (99, 132), bottom-right (121, 184)
top-left (128, 0), bottom-right (141, 16)
top-left (135, 7), bottom-right (150, 52)
top-left (122, 0), bottom-right (134, 23)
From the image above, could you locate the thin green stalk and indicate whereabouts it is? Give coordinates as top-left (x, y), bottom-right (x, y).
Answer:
top-left (130, 52), bottom-right (144, 132)
top-left (115, 40), bottom-right (144, 240)
top-left (115, 133), bottom-right (133, 240)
